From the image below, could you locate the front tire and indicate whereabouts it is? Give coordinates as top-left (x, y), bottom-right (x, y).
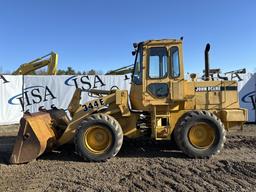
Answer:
top-left (174, 111), bottom-right (226, 158)
top-left (74, 113), bottom-right (123, 162)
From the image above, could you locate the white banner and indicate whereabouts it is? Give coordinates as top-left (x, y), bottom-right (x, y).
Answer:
top-left (22, 75), bottom-right (131, 113)
top-left (1, 75), bottom-right (131, 125)
top-left (0, 75), bottom-right (23, 125)
top-left (0, 73), bottom-right (255, 125)
top-left (238, 73), bottom-right (256, 122)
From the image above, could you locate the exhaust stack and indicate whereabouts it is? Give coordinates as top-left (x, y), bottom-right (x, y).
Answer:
top-left (204, 43), bottom-right (210, 81)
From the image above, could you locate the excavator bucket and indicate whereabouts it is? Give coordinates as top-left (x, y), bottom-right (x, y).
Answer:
top-left (9, 112), bottom-right (57, 164)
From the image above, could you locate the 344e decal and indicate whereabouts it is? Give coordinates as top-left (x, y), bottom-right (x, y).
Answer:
top-left (82, 98), bottom-right (104, 112)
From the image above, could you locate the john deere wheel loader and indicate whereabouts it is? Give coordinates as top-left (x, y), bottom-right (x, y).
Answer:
top-left (10, 39), bottom-right (247, 164)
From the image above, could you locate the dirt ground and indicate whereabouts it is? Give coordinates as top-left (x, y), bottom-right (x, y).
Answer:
top-left (0, 124), bottom-right (256, 192)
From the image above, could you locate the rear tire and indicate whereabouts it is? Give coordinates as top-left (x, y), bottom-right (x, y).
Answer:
top-left (174, 111), bottom-right (226, 158)
top-left (74, 113), bottom-right (123, 162)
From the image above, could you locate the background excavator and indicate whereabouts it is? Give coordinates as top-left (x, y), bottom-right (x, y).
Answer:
top-left (12, 52), bottom-right (58, 75)
top-left (9, 39), bottom-right (247, 164)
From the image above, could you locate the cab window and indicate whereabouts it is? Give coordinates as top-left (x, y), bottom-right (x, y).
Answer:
top-left (170, 46), bottom-right (180, 78)
top-left (132, 46), bottom-right (143, 84)
top-left (149, 47), bottom-right (168, 79)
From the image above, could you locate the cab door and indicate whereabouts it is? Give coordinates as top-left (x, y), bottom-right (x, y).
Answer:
top-left (144, 46), bottom-right (170, 105)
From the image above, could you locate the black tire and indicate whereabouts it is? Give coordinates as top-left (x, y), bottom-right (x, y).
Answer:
top-left (174, 111), bottom-right (226, 158)
top-left (74, 113), bottom-right (123, 162)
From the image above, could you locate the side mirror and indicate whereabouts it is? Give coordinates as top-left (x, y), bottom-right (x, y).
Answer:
top-left (133, 43), bottom-right (138, 48)
top-left (190, 73), bottom-right (197, 81)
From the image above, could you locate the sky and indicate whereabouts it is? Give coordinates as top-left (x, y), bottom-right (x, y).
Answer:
top-left (0, 0), bottom-right (255, 74)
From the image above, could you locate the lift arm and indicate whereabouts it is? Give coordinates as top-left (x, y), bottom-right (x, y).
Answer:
top-left (12, 52), bottom-right (58, 75)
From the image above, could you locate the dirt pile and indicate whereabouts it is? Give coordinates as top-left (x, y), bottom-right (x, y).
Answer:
top-left (0, 124), bottom-right (255, 192)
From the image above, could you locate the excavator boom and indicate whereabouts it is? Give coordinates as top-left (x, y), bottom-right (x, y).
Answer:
top-left (12, 52), bottom-right (58, 75)
top-left (105, 64), bottom-right (133, 75)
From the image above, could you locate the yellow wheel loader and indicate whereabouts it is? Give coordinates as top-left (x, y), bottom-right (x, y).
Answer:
top-left (9, 39), bottom-right (247, 164)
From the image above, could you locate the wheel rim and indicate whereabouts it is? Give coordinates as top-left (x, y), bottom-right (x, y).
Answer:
top-left (188, 123), bottom-right (215, 149)
top-left (84, 126), bottom-right (112, 154)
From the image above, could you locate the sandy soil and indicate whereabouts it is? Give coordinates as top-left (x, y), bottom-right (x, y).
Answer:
top-left (0, 124), bottom-right (256, 192)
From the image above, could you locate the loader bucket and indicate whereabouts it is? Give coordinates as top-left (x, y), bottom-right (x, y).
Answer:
top-left (9, 112), bottom-right (57, 164)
